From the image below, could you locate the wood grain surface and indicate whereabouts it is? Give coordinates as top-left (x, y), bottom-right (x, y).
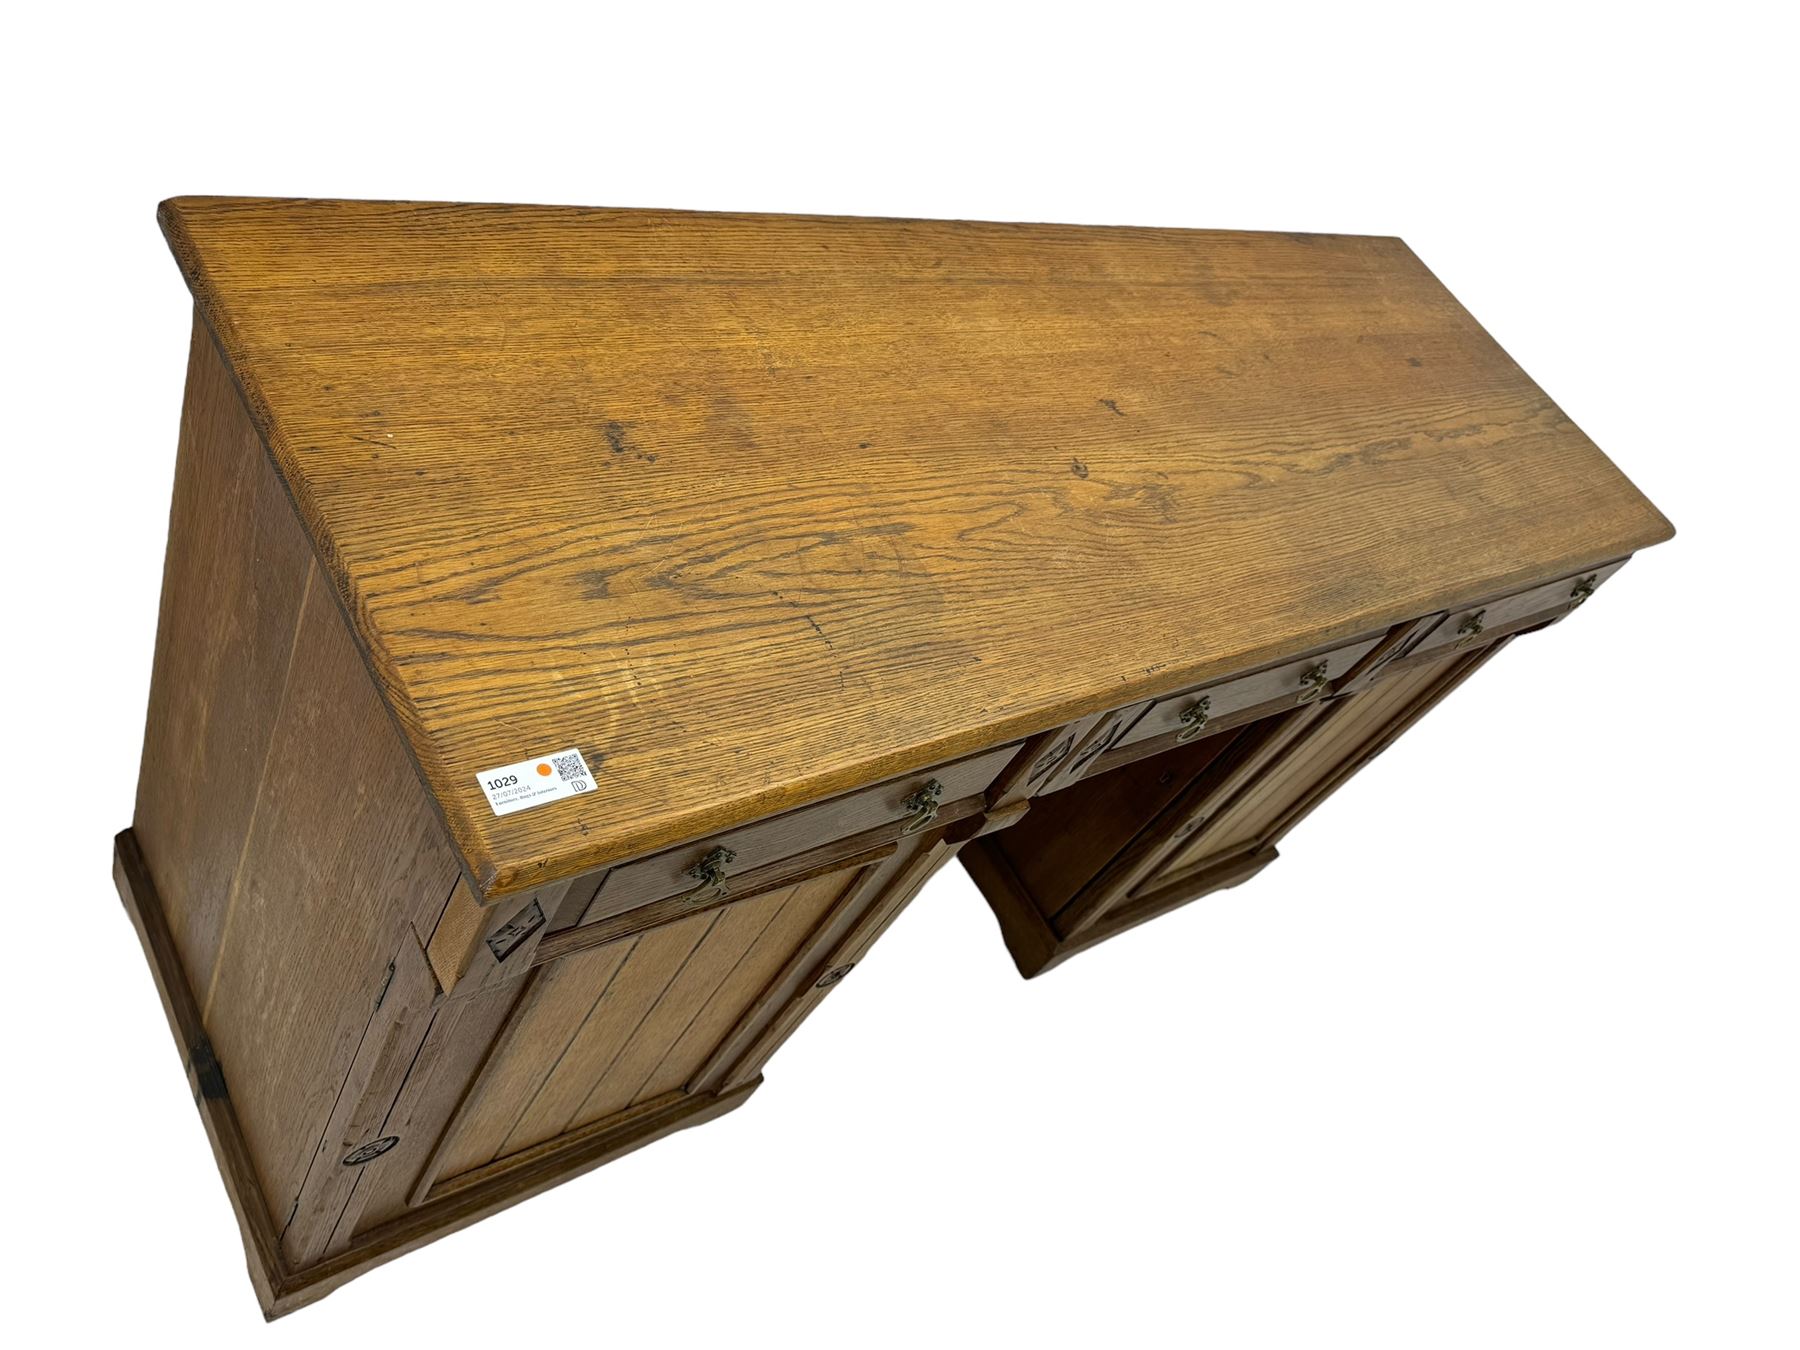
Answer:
top-left (158, 197), bottom-right (1673, 897)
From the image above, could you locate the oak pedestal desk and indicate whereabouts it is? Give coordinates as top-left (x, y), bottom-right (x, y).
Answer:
top-left (116, 197), bottom-right (1672, 1317)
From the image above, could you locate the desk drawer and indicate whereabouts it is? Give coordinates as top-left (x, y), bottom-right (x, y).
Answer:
top-left (1117, 632), bottom-right (1385, 752)
top-left (582, 741), bottom-right (1019, 922)
top-left (1402, 559), bottom-right (1627, 665)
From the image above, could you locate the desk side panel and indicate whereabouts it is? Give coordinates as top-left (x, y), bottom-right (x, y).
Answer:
top-left (131, 314), bottom-right (464, 1234)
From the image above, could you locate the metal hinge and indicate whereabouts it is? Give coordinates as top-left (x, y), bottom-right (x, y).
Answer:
top-left (186, 1034), bottom-right (229, 1102)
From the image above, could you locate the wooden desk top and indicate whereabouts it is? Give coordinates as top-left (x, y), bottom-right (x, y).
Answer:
top-left (159, 196), bottom-right (1672, 897)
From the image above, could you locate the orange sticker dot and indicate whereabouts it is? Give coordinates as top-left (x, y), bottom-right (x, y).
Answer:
top-left (536, 762), bottom-right (553, 776)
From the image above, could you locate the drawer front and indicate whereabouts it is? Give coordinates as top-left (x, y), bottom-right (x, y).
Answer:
top-left (1404, 559), bottom-right (1627, 664)
top-left (1118, 632), bottom-right (1385, 751)
top-left (586, 741), bottom-right (1019, 920)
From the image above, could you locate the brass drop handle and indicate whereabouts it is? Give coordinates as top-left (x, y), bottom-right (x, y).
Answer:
top-left (1297, 661), bottom-right (1330, 702)
top-left (684, 846), bottom-right (736, 902)
top-left (901, 778), bottom-right (944, 834)
top-left (1569, 574), bottom-right (1598, 607)
top-left (1176, 696), bottom-right (1212, 742)
top-left (1454, 609), bottom-right (1486, 648)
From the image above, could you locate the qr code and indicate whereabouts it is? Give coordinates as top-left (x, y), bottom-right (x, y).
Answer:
top-left (551, 752), bottom-right (589, 783)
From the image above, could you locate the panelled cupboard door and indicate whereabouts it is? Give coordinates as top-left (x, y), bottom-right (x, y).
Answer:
top-left (1024, 644), bottom-right (1510, 954)
top-left (421, 867), bottom-right (860, 1195)
top-left (408, 830), bottom-right (954, 1207)
top-left (703, 824), bottom-right (967, 1092)
top-left (1134, 645), bottom-right (1505, 906)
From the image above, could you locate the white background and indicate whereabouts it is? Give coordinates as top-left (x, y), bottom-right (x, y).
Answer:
top-left (3, 4), bottom-right (1793, 1345)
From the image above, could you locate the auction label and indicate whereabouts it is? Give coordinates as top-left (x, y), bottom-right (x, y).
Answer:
top-left (476, 747), bottom-right (595, 817)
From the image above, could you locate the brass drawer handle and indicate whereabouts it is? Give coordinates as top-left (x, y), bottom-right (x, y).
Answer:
top-left (1297, 661), bottom-right (1330, 702)
top-left (1454, 609), bottom-right (1486, 648)
top-left (1176, 696), bottom-right (1212, 741)
top-left (684, 846), bottom-right (736, 901)
top-left (815, 963), bottom-right (856, 990)
top-left (1569, 574), bottom-right (1598, 607)
top-left (901, 778), bottom-right (944, 834)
